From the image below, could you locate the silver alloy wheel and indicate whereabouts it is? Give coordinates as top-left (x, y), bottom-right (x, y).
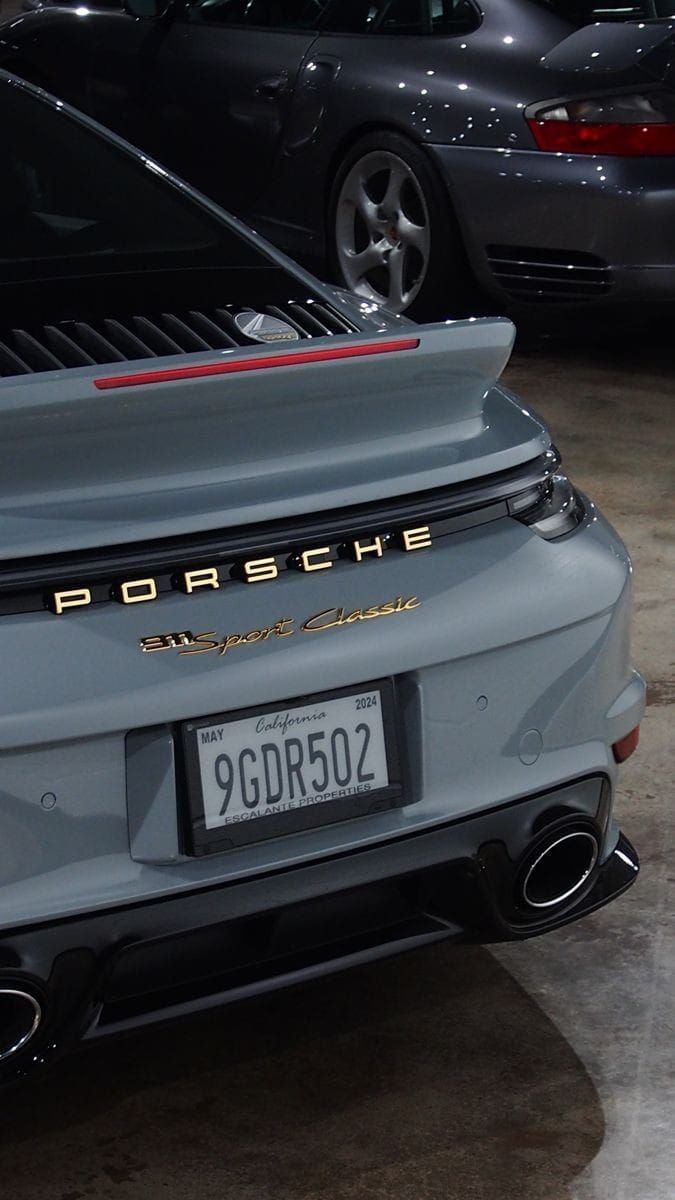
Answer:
top-left (335, 150), bottom-right (431, 314)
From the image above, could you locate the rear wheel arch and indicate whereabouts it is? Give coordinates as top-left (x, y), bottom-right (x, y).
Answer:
top-left (323, 121), bottom-right (428, 218)
top-left (325, 124), bottom-right (476, 318)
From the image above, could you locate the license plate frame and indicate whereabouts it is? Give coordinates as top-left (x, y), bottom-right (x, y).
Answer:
top-left (180, 678), bottom-right (403, 856)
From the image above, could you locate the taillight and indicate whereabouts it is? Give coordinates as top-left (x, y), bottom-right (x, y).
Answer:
top-left (613, 726), bottom-right (640, 764)
top-left (509, 470), bottom-right (585, 540)
top-left (526, 92), bottom-right (675, 155)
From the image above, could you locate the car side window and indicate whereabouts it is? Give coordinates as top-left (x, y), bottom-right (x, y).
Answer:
top-left (0, 85), bottom-right (270, 278)
top-left (321, 0), bottom-right (419, 32)
top-left (322, 0), bottom-right (479, 34)
top-left (189, 0), bottom-right (328, 28)
top-left (429, 0), bottom-right (479, 35)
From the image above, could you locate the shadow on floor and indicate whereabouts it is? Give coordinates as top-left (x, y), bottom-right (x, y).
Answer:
top-left (510, 304), bottom-right (675, 369)
top-left (0, 945), bottom-right (604, 1200)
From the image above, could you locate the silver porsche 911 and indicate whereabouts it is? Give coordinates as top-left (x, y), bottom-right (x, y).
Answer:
top-left (0, 72), bottom-right (643, 1083)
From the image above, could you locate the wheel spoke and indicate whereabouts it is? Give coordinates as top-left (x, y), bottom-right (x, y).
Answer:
top-left (386, 245), bottom-right (407, 310)
top-left (346, 240), bottom-right (387, 279)
top-left (397, 214), bottom-right (427, 254)
top-left (341, 175), bottom-right (381, 231)
top-left (382, 162), bottom-right (408, 216)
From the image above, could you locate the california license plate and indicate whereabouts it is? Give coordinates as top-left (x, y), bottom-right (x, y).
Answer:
top-left (181, 680), bottom-right (402, 855)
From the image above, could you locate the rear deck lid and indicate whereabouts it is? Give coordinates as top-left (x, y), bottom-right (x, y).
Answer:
top-left (541, 15), bottom-right (675, 83)
top-left (0, 318), bottom-right (548, 558)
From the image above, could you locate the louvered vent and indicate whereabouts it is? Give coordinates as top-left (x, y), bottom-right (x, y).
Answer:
top-left (0, 300), bottom-right (358, 379)
top-left (486, 246), bottom-right (613, 301)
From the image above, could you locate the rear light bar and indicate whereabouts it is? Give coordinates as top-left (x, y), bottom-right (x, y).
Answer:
top-left (94, 337), bottom-right (420, 390)
top-left (526, 91), bottom-right (675, 156)
top-left (613, 725), bottom-right (640, 764)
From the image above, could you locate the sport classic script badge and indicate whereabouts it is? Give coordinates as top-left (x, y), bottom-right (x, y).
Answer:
top-left (139, 595), bottom-right (421, 658)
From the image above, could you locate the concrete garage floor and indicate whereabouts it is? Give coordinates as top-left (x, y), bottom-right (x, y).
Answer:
top-left (1, 325), bottom-right (673, 1200)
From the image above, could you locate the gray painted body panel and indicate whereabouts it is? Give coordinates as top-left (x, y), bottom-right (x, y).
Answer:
top-left (0, 320), bottom-right (551, 557)
top-left (429, 144), bottom-right (675, 287)
top-left (0, 504), bottom-right (642, 926)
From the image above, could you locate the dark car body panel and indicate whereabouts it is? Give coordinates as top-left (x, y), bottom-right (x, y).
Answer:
top-left (1, 2), bottom-right (674, 301)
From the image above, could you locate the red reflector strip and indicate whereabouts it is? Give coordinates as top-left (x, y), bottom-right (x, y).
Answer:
top-left (527, 117), bottom-right (675, 156)
top-left (94, 337), bottom-right (420, 390)
top-left (612, 725), bottom-right (640, 764)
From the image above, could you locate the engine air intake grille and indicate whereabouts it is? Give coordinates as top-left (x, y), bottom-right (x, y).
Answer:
top-left (486, 246), bottom-right (613, 301)
top-left (0, 300), bottom-right (358, 379)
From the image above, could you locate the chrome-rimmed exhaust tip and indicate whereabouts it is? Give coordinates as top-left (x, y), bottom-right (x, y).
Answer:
top-left (0, 988), bottom-right (43, 1061)
top-left (522, 830), bottom-right (600, 910)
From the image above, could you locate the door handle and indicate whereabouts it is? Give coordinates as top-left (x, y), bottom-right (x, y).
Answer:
top-left (308, 54), bottom-right (342, 77)
top-left (255, 74), bottom-right (289, 99)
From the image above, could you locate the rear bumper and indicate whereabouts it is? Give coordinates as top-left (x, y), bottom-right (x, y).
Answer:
top-left (0, 774), bottom-right (638, 1084)
top-left (0, 502), bottom-right (644, 1081)
top-left (428, 144), bottom-right (675, 305)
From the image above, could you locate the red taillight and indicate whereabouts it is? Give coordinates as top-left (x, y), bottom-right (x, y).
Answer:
top-left (527, 117), bottom-right (675, 156)
top-left (94, 337), bottom-right (420, 391)
top-left (612, 725), bottom-right (640, 764)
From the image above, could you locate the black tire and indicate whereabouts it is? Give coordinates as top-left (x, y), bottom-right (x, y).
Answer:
top-left (327, 129), bottom-right (473, 320)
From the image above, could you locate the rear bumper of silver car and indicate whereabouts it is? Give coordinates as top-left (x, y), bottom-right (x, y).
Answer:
top-left (0, 774), bottom-right (638, 1085)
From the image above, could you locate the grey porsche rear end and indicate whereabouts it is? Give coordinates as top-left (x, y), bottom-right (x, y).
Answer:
top-left (0, 318), bottom-right (643, 1073)
top-left (0, 73), bottom-right (643, 1081)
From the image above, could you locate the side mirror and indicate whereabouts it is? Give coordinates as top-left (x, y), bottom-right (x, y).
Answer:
top-left (124, 0), bottom-right (172, 17)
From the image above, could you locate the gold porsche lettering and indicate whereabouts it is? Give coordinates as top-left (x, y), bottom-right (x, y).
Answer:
top-left (139, 597), bottom-right (421, 657)
top-left (302, 596), bottom-right (420, 633)
top-left (52, 587), bottom-right (92, 615)
top-left (402, 525), bottom-right (432, 551)
top-left (50, 526), bottom-right (434, 613)
top-left (243, 557), bottom-right (279, 584)
top-left (182, 567), bottom-right (220, 593)
top-left (119, 578), bottom-right (158, 605)
top-left (299, 547), bottom-right (333, 572)
top-left (190, 619), bottom-right (295, 656)
top-left (352, 536), bottom-right (383, 562)
top-left (140, 618), bottom-right (295, 657)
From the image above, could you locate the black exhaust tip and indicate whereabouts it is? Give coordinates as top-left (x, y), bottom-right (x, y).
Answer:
top-left (521, 829), bottom-right (600, 910)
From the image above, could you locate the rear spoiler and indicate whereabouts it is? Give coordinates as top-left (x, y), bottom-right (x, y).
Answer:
top-left (542, 19), bottom-right (675, 81)
top-left (0, 317), bottom-right (548, 559)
